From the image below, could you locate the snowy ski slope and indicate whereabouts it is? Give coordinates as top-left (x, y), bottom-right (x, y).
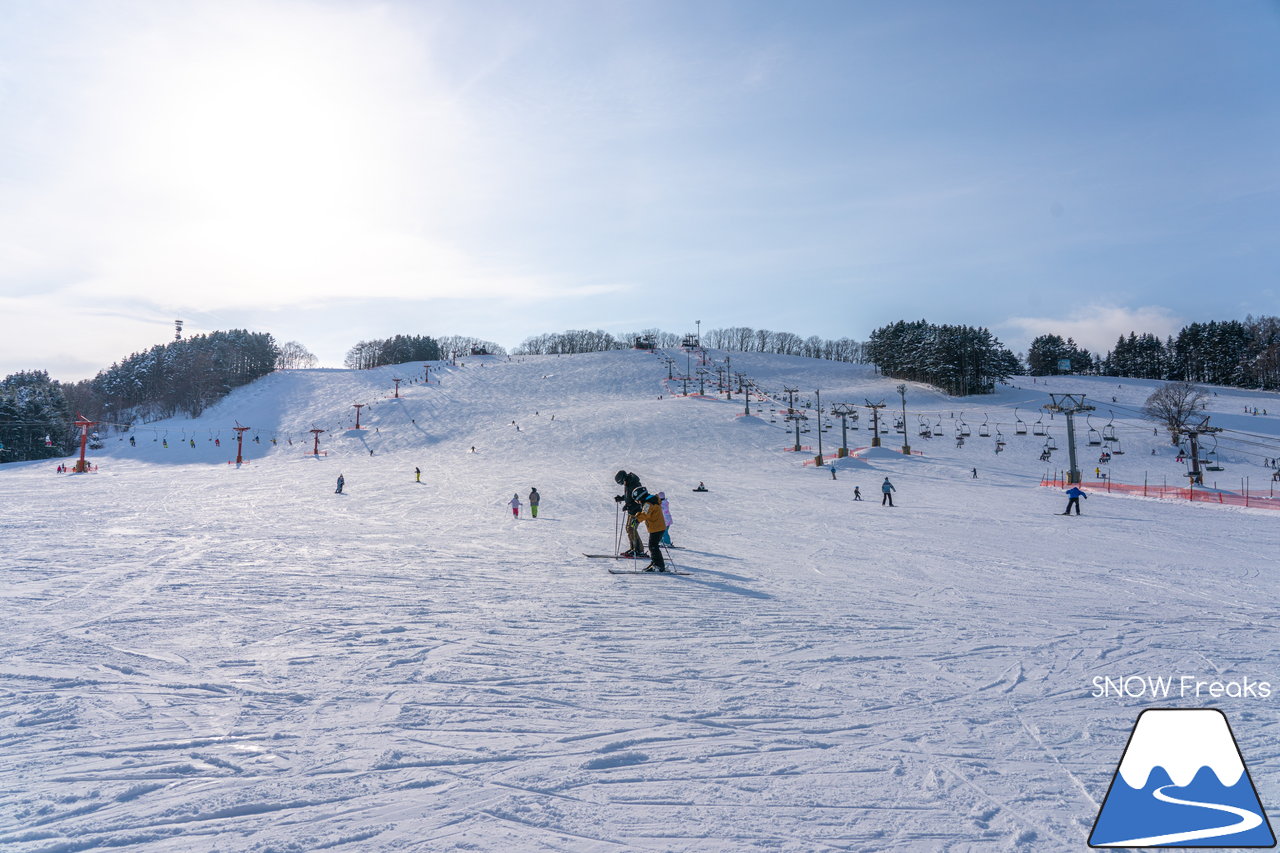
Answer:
top-left (2, 349), bottom-right (1278, 852)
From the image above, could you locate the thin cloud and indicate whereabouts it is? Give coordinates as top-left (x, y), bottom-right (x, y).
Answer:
top-left (1002, 305), bottom-right (1184, 356)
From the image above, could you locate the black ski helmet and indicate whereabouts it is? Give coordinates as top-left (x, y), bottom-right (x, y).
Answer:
top-left (614, 470), bottom-right (628, 485)
top-left (630, 485), bottom-right (649, 502)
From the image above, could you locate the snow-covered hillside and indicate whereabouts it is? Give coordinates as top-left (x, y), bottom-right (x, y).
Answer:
top-left (2, 350), bottom-right (1278, 852)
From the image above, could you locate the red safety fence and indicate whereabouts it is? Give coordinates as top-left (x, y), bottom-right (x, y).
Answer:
top-left (1040, 475), bottom-right (1280, 511)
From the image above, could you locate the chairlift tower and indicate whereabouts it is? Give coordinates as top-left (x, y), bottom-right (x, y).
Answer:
top-left (831, 404), bottom-right (857, 457)
top-left (865, 399), bottom-right (885, 448)
top-left (1043, 394), bottom-right (1095, 484)
top-left (309, 428), bottom-right (326, 456)
top-left (72, 414), bottom-right (98, 472)
top-left (392, 378), bottom-right (402, 398)
top-left (1182, 416), bottom-right (1222, 486)
top-left (352, 403), bottom-right (365, 429)
top-left (232, 422), bottom-right (251, 467)
top-left (784, 387), bottom-right (803, 451)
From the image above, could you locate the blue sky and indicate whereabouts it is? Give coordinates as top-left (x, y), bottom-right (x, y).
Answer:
top-left (2, 0), bottom-right (1277, 380)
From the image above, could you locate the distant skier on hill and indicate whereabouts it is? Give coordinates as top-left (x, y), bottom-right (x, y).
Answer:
top-left (509, 493), bottom-right (522, 518)
top-left (881, 477), bottom-right (896, 507)
top-left (853, 486), bottom-right (862, 501)
top-left (336, 474), bottom-right (345, 494)
top-left (415, 467), bottom-right (421, 483)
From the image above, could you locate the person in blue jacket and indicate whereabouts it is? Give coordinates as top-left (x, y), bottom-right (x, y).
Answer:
top-left (1062, 485), bottom-right (1087, 515)
top-left (881, 477), bottom-right (896, 506)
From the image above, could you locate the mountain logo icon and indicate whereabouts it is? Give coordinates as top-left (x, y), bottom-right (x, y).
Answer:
top-left (1090, 708), bottom-right (1275, 848)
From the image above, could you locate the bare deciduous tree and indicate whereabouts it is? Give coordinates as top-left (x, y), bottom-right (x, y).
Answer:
top-left (277, 341), bottom-right (318, 370)
top-left (1143, 381), bottom-right (1208, 444)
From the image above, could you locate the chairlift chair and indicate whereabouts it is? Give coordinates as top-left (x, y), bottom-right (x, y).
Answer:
top-left (1033, 414), bottom-right (1046, 436)
top-left (978, 414), bottom-right (990, 437)
top-left (1102, 412), bottom-right (1118, 443)
top-left (1015, 408), bottom-right (1028, 435)
top-left (1086, 414), bottom-right (1102, 446)
top-left (1111, 439), bottom-right (1124, 455)
top-left (1044, 434), bottom-right (1058, 451)
top-left (1205, 436), bottom-right (1224, 471)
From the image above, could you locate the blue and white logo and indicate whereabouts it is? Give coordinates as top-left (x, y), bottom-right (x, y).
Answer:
top-left (1090, 708), bottom-right (1275, 848)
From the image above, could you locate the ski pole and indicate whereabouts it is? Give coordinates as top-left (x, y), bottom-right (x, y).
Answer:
top-left (615, 500), bottom-right (622, 556)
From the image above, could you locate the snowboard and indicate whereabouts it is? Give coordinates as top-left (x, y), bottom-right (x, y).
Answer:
top-left (608, 569), bottom-right (691, 575)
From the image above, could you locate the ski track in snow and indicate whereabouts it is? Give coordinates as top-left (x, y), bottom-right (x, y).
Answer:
top-left (2, 351), bottom-right (1278, 851)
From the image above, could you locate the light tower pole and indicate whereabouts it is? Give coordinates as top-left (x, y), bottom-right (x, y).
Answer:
top-left (896, 384), bottom-right (911, 455)
top-left (814, 389), bottom-right (825, 465)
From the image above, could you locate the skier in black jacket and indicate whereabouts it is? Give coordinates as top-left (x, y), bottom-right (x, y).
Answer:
top-left (614, 470), bottom-right (648, 557)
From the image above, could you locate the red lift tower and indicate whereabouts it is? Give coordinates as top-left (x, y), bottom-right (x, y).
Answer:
top-left (309, 428), bottom-right (325, 456)
top-left (352, 403), bottom-right (365, 429)
top-left (232, 423), bottom-right (251, 466)
top-left (72, 414), bottom-right (97, 472)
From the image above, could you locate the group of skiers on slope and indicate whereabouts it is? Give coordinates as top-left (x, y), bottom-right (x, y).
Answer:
top-left (508, 488), bottom-right (540, 518)
top-left (614, 470), bottom-right (674, 572)
top-left (333, 466), bottom-right (1088, 520)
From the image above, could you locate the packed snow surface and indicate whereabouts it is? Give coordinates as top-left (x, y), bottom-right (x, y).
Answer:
top-left (2, 349), bottom-right (1278, 851)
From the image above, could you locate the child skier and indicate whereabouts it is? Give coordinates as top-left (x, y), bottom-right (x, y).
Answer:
top-left (853, 486), bottom-right (862, 501)
top-left (657, 491), bottom-right (673, 546)
top-left (509, 493), bottom-right (521, 518)
top-left (635, 492), bottom-right (668, 572)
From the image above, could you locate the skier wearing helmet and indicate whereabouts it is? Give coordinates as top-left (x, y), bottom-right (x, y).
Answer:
top-left (613, 470), bottom-right (648, 558)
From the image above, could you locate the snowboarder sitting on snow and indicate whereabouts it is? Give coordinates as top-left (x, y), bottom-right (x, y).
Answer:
top-left (693, 482), bottom-right (708, 492)
top-left (634, 490), bottom-right (668, 572)
top-left (614, 470), bottom-right (648, 557)
top-left (1062, 486), bottom-right (1087, 515)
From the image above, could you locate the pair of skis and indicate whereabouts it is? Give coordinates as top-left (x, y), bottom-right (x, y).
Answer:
top-left (583, 553), bottom-right (691, 575)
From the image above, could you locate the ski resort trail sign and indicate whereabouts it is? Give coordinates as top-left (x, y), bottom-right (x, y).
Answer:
top-left (1089, 709), bottom-right (1275, 848)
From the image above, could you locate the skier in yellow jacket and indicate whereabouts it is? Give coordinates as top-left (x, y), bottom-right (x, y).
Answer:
top-left (634, 490), bottom-right (668, 572)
